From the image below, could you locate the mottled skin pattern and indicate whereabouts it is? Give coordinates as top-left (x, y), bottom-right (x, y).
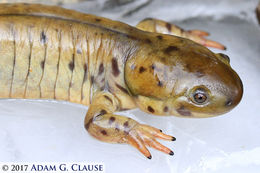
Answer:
top-left (0, 3), bottom-right (243, 159)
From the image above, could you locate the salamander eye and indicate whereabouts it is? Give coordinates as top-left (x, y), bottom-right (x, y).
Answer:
top-left (192, 88), bottom-right (208, 104)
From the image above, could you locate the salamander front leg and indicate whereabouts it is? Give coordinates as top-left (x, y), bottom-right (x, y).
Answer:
top-left (84, 92), bottom-right (175, 159)
top-left (136, 18), bottom-right (226, 50)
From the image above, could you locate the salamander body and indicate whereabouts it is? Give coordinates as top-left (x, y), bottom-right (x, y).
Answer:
top-left (0, 3), bottom-right (243, 159)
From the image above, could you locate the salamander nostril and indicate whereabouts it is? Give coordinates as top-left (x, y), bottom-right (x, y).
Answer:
top-left (225, 99), bottom-right (233, 106)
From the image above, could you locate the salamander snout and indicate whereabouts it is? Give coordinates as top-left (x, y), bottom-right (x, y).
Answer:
top-left (222, 70), bottom-right (243, 109)
top-left (211, 53), bottom-right (243, 111)
top-left (178, 54), bottom-right (244, 118)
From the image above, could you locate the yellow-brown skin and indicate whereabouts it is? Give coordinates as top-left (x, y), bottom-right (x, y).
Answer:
top-left (126, 36), bottom-right (243, 118)
top-left (0, 3), bottom-right (243, 159)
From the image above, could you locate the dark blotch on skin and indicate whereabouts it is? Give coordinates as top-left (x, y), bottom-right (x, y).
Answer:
top-left (40, 31), bottom-right (47, 44)
top-left (225, 99), bottom-right (233, 106)
top-left (99, 109), bottom-right (107, 116)
top-left (164, 46), bottom-right (179, 55)
top-left (120, 108), bottom-right (129, 111)
top-left (115, 83), bottom-right (128, 94)
top-left (139, 66), bottom-right (146, 73)
top-left (91, 76), bottom-right (94, 84)
top-left (166, 22), bottom-right (172, 32)
top-left (112, 58), bottom-right (120, 77)
top-left (83, 64), bottom-right (88, 82)
top-left (145, 38), bottom-right (152, 44)
top-left (124, 130), bottom-right (129, 135)
top-left (126, 35), bottom-right (137, 40)
top-left (156, 35), bottom-right (163, 40)
top-left (100, 86), bottom-right (105, 90)
top-left (147, 106), bottom-right (155, 113)
top-left (177, 105), bottom-right (191, 116)
top-left (104, 95), bottom-right (113, 103)
top-left (163, 106), bottom-right (168, 112)
top-left (101, 130), bottom-right (107, 135)
top-left (84, 117), bottom-right (93, 130)
top-left (41, 60), bottom-right (45, 69)
top-left (157, 81), bottom-right (163, 87)
top-left (69, 54), bottom-right (75, 72)
top-left (109, 117), bottom-right (116, 124)
top-left (84, 64), bottom-right (87, 71)
top-left (98, 63), bottom-right (104, 75)
top-left (123, 121), bottom-right (129, 128)
top-left (185, 64), bottom-right (192, 71)
top-left (69, 60), bottom-right (74, 71)
top-left (151, 64), bottom-right (156, 70)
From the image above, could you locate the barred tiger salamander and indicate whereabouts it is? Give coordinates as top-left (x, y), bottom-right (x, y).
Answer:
top-left (0, 3), bottom-right (243, 159)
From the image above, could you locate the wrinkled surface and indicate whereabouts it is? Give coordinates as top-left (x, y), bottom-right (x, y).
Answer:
top-left (0, 0), bottom-right (260, 173)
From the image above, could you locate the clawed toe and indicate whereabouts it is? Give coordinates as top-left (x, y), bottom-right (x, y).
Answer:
top-left (126, 124), bottom-right (175, 159)
top-left (186, 29), bottom-right (226, 50)
top-left (146, 138), bottom-right (174, 155)
top-left (188, 29), bottom-right (209, 37)
top-left (128, 135), bottom-right (152, 159)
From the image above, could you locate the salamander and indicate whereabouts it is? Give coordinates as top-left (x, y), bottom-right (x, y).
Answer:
top-left (0, 3), bottom-right (243, 159)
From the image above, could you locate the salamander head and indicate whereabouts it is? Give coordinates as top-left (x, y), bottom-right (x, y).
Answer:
top-left (125, 35), bottom-right (243, 118)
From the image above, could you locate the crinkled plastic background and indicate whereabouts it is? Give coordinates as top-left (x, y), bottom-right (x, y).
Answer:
top-left (0, 0), bottom-right (260, 173)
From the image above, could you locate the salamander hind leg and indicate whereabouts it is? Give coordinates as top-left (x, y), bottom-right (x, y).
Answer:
top-left (136, 18), bottom-right (226, 50)
top-left (84, 91), bottom-right (175, 159)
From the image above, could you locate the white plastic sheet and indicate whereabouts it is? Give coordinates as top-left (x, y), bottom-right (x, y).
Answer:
top-left (0, 0), bottom-right (260, 172)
